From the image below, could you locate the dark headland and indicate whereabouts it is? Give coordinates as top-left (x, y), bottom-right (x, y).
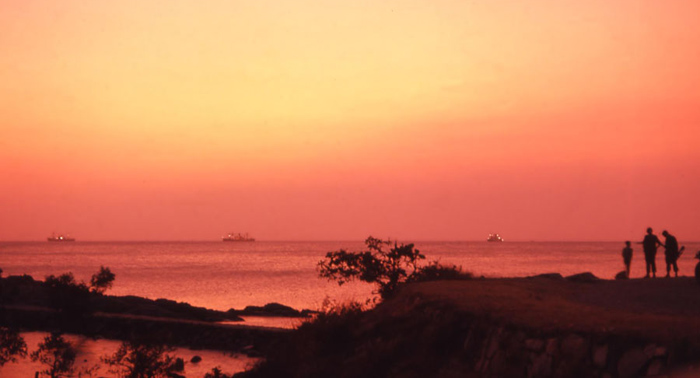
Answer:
top-left (241, 274), bottom-right (700, 378)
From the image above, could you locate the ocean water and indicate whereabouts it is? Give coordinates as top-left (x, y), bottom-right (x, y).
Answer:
top-left (0, 332), bottom-right (257, 378)
top-left (2, 240), bottom-right (699, 376)
top-left (2, 240), bottom-right (699, 312)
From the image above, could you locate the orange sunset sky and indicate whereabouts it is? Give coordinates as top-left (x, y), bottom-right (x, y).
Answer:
top-left (1, 0), bottom-right (699, 241)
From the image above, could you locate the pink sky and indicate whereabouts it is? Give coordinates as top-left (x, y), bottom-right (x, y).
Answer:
top-left (1, 0), bottom-right (699, 241)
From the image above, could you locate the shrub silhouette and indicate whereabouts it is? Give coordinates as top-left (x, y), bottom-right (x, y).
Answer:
top-left (30, 332), bottom-right (76, 378)
top-left (44, 267), bottom-right (116, 315)
top-left (205, 366), bottom-right (233, 378)
top-left (318, 236), bottom-right (471, 299)
top-left (45, 273), bottom-right (91, 316)
top-left (407, 261), bottom-right (472, 283)
top-left (90, 266), bottom-right (115, 294)
top-left (0, 327), bottom-right (27, 366)
top-left (102, 339), bottom-right (178, 378)
top-left (241, 301), bottom-right (366, 377)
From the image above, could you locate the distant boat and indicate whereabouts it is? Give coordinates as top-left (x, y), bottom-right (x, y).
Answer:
top-left (47, 233), bottom-right (75, 242)
top-left (487, 233), bottom-right (503, 242)
top-left (222, 232), bottom-right (255, 242)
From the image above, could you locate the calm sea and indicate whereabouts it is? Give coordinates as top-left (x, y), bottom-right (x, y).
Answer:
top-left (3, 240), bottom-right (699, 311)
top-left (3, 240), bottom-right (699, 376)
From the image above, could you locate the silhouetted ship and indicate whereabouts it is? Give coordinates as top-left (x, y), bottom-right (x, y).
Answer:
top-left (487, 233), bottom-right (503, 242)
top-left (222, 232), bottom-right (255, 242)
top-left (47, 233), bottom-right (75, 242)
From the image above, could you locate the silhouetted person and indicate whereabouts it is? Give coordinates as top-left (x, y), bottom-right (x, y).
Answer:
top-left (662, 230), bottom-right (679, 277)
top-left (622, 241), bottom-right (633, 278)
top-left (642, 227), bottom-right (663, 278)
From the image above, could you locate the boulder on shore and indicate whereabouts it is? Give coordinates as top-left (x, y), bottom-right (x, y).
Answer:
top-left (229, 302), bottom-right (313, 317)
top-left (615, 271), bottom-right (629, 280)
top-left (565, 272), bottom-right (599, 282)
top-left (528, 273), bottom-right (564, 280)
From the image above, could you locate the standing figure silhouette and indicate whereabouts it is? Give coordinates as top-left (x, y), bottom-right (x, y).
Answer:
top-left (662, 230), bottom-right (679, 277)
top-left (622, 241), bottom-right (633, 278)
top-left (642, 227), bottom-right (663, 278)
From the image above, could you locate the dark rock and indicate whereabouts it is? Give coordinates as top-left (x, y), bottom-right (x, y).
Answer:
top-left (646, 359), bottom-right (664, 376)
top-left (528, 273), bottom-right (564, 280)
top-left (654, 346), bottom-right (667, 357)
top-left (545, 338), bottom-right (558, 356)
top-left (565, 272), bottom-right (599, 282)
top-left (643, 344), bottom-right (657, 358)
top-left (615, 271), bottom-right (628, 280)
top-left (191, 355), bottom-right (202, 363)
top-left (617, 348), bottom-right (648, 378)
top-left (489, 350), bottom-right (508, 375)
top-left (235, 302), bottom-right (307, 317)
top-left (263, 303), bottom-right (299, 315)
top-left (560, 334), bottom-right (588, 362)
top-left (593, 344), bottom-right (608, 368)
top-left (528, 353), bottom-right (553, 377)
top-left (525, 338), bottom-right (544, 352)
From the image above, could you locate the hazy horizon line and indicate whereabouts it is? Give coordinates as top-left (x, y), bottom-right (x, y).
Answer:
top-left (3, 239), bottom-right (698, 244)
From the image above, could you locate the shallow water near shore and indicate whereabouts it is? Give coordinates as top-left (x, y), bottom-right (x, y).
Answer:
top-left (0, 332), bottom-right (257, 377)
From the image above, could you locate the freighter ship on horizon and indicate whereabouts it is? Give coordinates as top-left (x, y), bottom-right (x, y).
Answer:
top-left (47, 233), bottom-right (75, 242)
top-left (487, 233), bottom-right (503, 242)
top-left (222, 232), bottom-right (255, 242)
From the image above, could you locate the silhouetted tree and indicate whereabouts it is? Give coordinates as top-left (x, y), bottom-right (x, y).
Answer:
top-left (77, 363), bottom-right (102, 377)
top-left (102, 340), bottom-right (177, 378)
top-left (89, 266), bottom-right (115, 294)
top-left (0, 327), bottom-right (27, 366)
top-left (30, 332), bottom-right (76, 378)
top-left (319, 236), bottom-right (425, 298)
top-left (319, 236), bottom-right (471, 299)
top-left (205, 366), bottom-right (233, 378)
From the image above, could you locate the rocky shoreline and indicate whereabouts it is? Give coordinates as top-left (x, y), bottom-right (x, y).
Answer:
top-left (0, 274), bottom-right (314, 320)
top-left (1, 305), bottom-right (290, 355)
top-left (434, 314), bottom-right (691, 377)
top-left (0, 274), bottom-right (310, 354)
